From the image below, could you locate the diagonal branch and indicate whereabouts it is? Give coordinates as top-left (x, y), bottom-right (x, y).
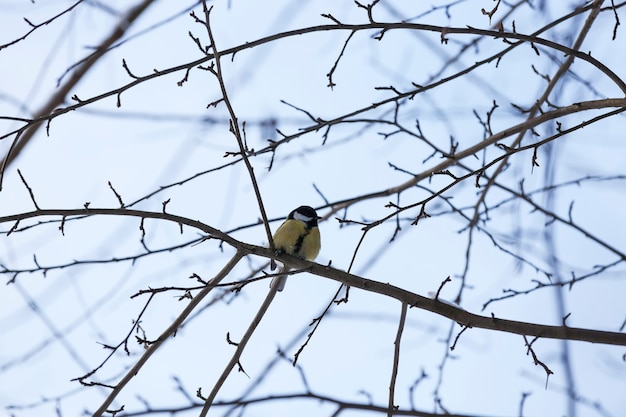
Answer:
top-left (91, 250), bottom-right (245, 417)
top-left (469, 0), bottom-right (608, 226)
top-left (199, 276), bottom-right (281, 416)
top-left (198, 1), bottom-right (274, 250)
top-left (0, 0), bottom-right (156, 189)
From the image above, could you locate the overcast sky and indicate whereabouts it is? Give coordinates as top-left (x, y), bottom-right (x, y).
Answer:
top-left (1, 1), bottom-right (625, 416)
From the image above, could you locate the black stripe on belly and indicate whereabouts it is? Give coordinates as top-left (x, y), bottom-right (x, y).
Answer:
top-left (292, 228), bottom-right (310, 256)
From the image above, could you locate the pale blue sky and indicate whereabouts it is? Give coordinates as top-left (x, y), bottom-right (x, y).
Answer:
top-left (1, 1), bottom-right (625, 416)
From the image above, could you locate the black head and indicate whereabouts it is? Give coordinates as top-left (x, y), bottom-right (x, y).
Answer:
top-left (289, 205), bottom-right (320, 227)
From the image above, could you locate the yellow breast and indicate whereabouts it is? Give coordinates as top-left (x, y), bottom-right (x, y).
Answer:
top-left (273, 219), bottom-right (320, 260)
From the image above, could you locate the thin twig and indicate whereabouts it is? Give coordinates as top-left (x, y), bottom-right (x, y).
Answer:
top-left (387, 303), bottom-right (407, 417)
top-left (293, 281), bottom-right (343, 366)
top-left (108, 181), bottom-right (125, 208)
top-left (17, 169), bottom-right (40, 210)
top-left (198, 1), bottom-right (274, 250)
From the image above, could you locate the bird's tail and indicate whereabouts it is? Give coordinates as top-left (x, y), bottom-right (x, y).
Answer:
top-left (269, 265), bottom-right (290, 292)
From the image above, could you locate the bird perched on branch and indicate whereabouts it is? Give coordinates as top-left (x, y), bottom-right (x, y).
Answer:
top-left (270, 205), bottom-right (321, 291)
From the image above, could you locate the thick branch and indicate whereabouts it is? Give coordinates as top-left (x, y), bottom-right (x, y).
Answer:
top-left (3, 208), bottom-right (624, 346)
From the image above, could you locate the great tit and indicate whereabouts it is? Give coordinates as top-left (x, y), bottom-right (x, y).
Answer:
top-left (270, 205), bottom-right (321, 291)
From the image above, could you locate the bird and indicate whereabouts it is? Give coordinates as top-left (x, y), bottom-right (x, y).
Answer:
top-left (269, 205), bottom-right (321, 291)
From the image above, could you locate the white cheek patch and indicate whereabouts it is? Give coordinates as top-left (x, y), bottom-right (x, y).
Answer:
top-left (293, 212), bottom-right (313, 222)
